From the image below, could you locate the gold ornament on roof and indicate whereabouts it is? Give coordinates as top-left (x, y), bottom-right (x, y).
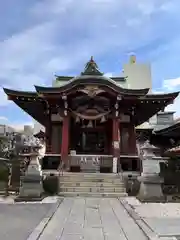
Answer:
top-left (130, 55), bottom-right (136, 64)
top-left (79, 85), bottom-right (104, 97)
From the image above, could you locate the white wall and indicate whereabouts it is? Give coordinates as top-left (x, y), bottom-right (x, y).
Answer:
top-left (24, 125), bottom-right (33, 136)
top-left (0, 124), bottom-right (14, 135)
top-left (123, 62), bottom-right (152, 92)
top-left (33, 121), bottom-right (45, 134)
top-left (149, 115), bottom-right (157, 125)
top-left (156, 112), bottom-right (175, 125)
top-left (114, 80), bottom-right (127, 88)
top-left (52, 79), bottom-right (67, 87)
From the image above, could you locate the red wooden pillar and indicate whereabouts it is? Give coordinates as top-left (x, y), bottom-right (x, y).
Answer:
top-left (107, 119), bottom-right (112, 154)
top-left (128, 124), bottom-right (140, 170)
top-left (128, 124), bottom-right (137, 155)
top-left (112, 118), bottom-right (120, 173)
top-left (112, 118), bottom-right (120, 157)
top-left (61, 116), bottom-right (69, 163)
top-left (45, 120), bottom-right (52, 154)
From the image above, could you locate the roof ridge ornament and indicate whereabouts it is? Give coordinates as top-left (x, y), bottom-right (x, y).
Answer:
top-left (81, 56), bottom-right (103, 76)
top-left (129, 54), bottom-right (136, 64)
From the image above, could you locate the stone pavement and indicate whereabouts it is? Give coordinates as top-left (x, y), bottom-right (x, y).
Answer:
top-left (38, 197), bottom-right (148, 240)
top-left (122, 197), bottom-right (180, 240)
top-left (0, 203), bottom-right (56, 240)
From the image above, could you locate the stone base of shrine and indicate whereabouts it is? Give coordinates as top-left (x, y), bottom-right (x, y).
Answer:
top-left (69, 155), bottom-right (113, 173)
top-left (137, 175), bottom-right (164, 202)
top-left (41, 154), bottom-right (141, 174)
top-left (15, 196), bottom-right (44, 202)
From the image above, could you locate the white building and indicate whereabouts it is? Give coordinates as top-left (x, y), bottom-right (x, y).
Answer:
top-left (123, 55), bottom-right (152, 92)
top-left (23, 125), bottom-right (34, 136)
top-left (0, 124), bottom-right (14, 136)
top-left (33, 121), bottom-right (45, 135)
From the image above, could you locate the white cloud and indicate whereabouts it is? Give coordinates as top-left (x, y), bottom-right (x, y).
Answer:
top-left (0, 116), bottom-right (8, 122)
top-left (0, 22), bottom-right (57, 89)
top-left (160, 75), bottom-right (180, 116)
top-left (137, 2), bottom-right (156, 16)
top-left (163, 77), bottom-right (180, 90)
top-left (152, 86), bottom-right (180, 116)
top-left (104, 72), bottom-right (113, 77)
top-left (160, 2), bottom-right (178, 12)
top-left (0, 0), bottom-right (179, 109)
top-left (152, 90), bottom-right (165, 94)
top-left (165, 97), bottom-right (180, 117)
top-left (0, 89), bottom-right (11, 107)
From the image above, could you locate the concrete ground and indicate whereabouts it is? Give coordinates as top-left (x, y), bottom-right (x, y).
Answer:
top-left (38, 197), bottom-right (147, 240)
top-left (0, 203), bottom-right (56, 240)
top-left (2, 196), bottom-right (180, 239)
top-left (123, 197), bottom-right (180, 239)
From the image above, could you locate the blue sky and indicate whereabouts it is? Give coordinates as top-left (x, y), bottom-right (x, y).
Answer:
top-left (0, 0), bottom-right (180, 130)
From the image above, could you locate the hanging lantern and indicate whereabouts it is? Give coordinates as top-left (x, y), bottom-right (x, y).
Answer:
top-left (87, 120), bottom-right (93, 128)
top-left (75, 116), bottom-right (80, 122)
top-left (81, 119), bottom-right (86, 128)
top-left (100, 116), bottom-right (106, 123)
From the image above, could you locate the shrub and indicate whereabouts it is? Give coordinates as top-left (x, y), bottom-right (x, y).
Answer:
top-left (43, 175), bottom-right (59, 195)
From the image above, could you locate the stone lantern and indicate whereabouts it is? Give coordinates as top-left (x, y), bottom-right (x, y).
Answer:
top-left (138, 140), bottom-right (164, 201)
top-left (16, 144), bottom-right (43, 201)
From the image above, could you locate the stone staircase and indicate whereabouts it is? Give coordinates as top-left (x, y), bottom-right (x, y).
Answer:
top-left (58, 172), bottom-right (127, 197)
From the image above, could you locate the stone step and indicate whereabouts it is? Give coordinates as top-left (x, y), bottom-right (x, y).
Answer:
top-left (60, 178), bottom-right (123, 184)
top-left (60, 176), bottom-right (121, 180)
top-left (59, 181), bottom-right (124, 187)
top-left (58, 192), bottom-right (127, 198)
top-left (59, 186), bottom-right (126, 193)
top-left (61, 173), bottom-right (120, 178)
top-left (80, 170), bottom-right (99, 173)
top-left (60, 174), bottom-right (122, 180)
top-left (58, 173), bottom-right (126, 198)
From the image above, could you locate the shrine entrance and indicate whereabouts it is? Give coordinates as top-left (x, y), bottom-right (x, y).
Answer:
top-left (70, 118), bottom-right (111, 155)
top-left (69, 117), bottom-right (113, 172)
top-left (78, 129), bottom-right (108, 154)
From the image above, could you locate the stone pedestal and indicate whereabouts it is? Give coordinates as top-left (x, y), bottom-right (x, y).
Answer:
top-left (138, 141), bottom-right (164, 201)
top-left (9, 157), bottom-right (20, 192)
top-left (138, 174), bottom-right (164, 201)
top-left (17, 155), bottom-right (43, 201)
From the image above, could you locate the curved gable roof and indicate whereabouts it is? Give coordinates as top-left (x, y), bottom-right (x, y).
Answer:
top-left (3, 88), bottom-right (37, 97)
top-left (35, 75), bottom-right (149, 96)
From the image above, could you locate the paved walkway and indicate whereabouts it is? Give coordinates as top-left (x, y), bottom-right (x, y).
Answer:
top-left (0, 203), bottom-right (54, 240)
top-left (39, 197), bottom-right (148, 240)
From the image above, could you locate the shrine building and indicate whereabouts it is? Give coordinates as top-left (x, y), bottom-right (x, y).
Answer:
top-left (3, 57), bottom-right (179, 173)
